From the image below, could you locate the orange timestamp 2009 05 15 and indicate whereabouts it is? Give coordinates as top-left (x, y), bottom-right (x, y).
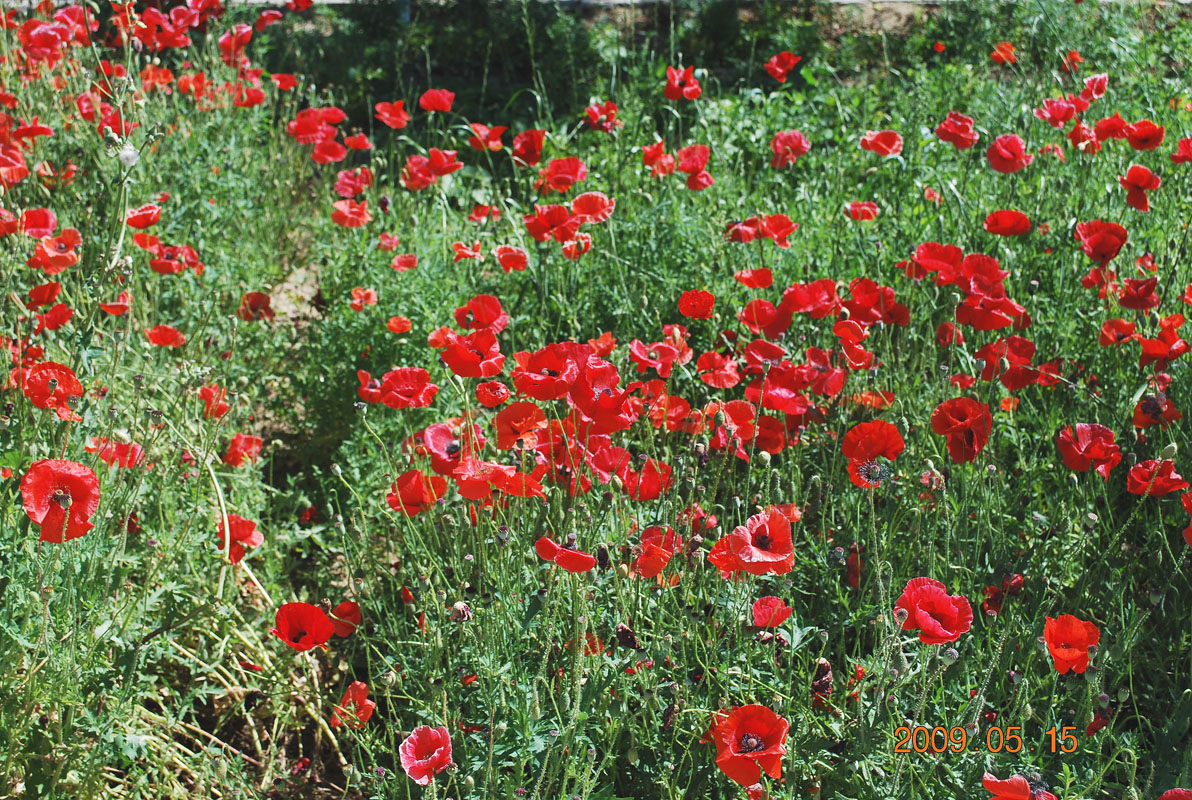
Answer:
top-left (893, 725), bottom-right (1081, 754)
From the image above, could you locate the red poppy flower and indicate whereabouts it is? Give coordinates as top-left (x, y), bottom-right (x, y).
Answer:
top-left (86, 437), bottom-right (147, 469)
top-left (1117, 277), bottom-right (1160, 311)
top-left (330, 681), bottom-right (375, 729)
top-left (523, 204), bottom-right (582, 243)
top-left (1043, 614), bottom-right (1100, 674)
top-left (330, 199), bottom-right (371, 228)
top-left (1075, 219), bottom-right (1127, 266)
top-left (1119, 164), bottom-right (1161, 212)
top-left (990, 41), bottom-right (1016, 64)
top-left (1157, 791), bottom-right (1192, 800)
top-left (634, 525), bottom-right (682, 579)
top-left (441, 329), bottom-right (505, 378)
top-left (661, 63), bottom-right (701, 101)
top-left (467, 123), bottom-right (506, 151)
top-left (983, 773), bottom-right (1059, 800)
top-left (847, 201), bottom-right (879, 221)
top-left (271, 602), bottom-right (334, 651)
top-left (145, 324), bottom-right (186, 348)
top-left (475, 380), bottom-right (510, 407)
top-left (769, 129), bottom-right (810, 168)
top-left (711, 704), bottom-right (789, 786)
top-left (841, 420), bottom-right (904, 488)
top-left (492, 401), bottom-right (546, 450)
top-left (735, 269), bottom-right (773, 289)
top-left (1033, 97), bottom-right (1075, 128)
top-left (21, 361), bottom-right (82, 420)
top-left (984, 209), bottom-right (1031, 236)
top-left (676, 144), bottom-right (713, 190)
top-left (387, 469), bottom-right (447, 516)
top-left (418, 88), bottom-right (454, 113)
top-left (199, 384), bottom-right (230, 418)
top-left (1128, 459), bottom-right (1190, 496)
top-left (224, 433), bottom-right (263, 467)
top-left (1125, 119), bottom-right (1164, 151)
top-left (375, 100), bottom-right (410, 129)
top-left (1171, 137), bottom-right (1192, 164)
top-left (707, 507), bottom-right (794, 577)
top-left (764, 51), bottom-right (801, 82)
top-left (272, 73), bottom-right (298, 91)
top-left (237, 291), bottom-right (274, 322)
top-left (21, 459), bottom-right (101, 543)
top-left (752, 596), bottom-right (792, 627)
top-left (534, 535), bottom-right (597, 573)
top-left (330, 600), bottom-right (362, 637)
top-left (494, 245), bottom-right (528, 273)
top-left (1055, 424), bottom-right (1121, 480)
top-left (100, 291), bottom-right (131, 315)
top-left (571, 191), bottom-right (615, 223)
top-left (894, 577), bottom-right (973, 645)
top-left (217, 514), bottom-right (263, 564)
top-left (859, 129), bottom-right (902, 156)
top-left (536, 156), bottom-right (587, 193)
top-left (511, 128), bottom-right (546, 167)
top-left (936, 111), bottom-right (979, 149)
top-left (930, 397), bottom-right (993, 463)
top-left (392, 253), bottom-right (418, 271)
top-left (125, 204), bottom-right (161, 229)
top-left (387, 316), bottom-right (412, 334)
top-left (986, 134), bottom-right (1033, 173)
top-left (399, 726), bottom-right (453, 786)
top-left (678, 289), bottom-right (715, 319)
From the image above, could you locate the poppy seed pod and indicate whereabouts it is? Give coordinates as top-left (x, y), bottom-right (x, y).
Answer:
top-left (1161, 442), bottom-right (1178, 460)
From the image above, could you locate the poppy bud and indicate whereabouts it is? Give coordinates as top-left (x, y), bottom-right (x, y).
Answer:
top-left (465, 777), bottom-right (475, 790)
top-left (1118, 688), bottom-right (1129, 702)
top-left (1126, 452), bottom-right (1138, 467)
top-left (616, 563), bottom-right (629, 579)
top-left (626, 748), bottom-right (639, 765)
top-left (756, 451), bottom-right (771, 467)
top-left (379, 670), bottom-right (397, 686)
top-left (596, 544), bottom-right (610, 570)
top-left (495, 722), bottom-right (507, 734)
top-left (1161, 442), bottom-right (1178, 460)
top-left (331, 463), bottom-right (342, 477)
top-left (893, 648), bottom-right (909, 675)
top-left (964, 722), bottom-right (979, 738)
top-left (611, 475), bottom-right (623, 492)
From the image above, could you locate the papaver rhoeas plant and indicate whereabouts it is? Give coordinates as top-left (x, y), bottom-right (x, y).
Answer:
top-left (399, 725), bottom-right (453, 785)
top-left (711, 704), bottom-right (789, 786)
top-left (841, 419), bottom-right (904, 488)
top-left (708, 507), bottom-right (795, 577)
top-left (271, 602), bottom-right (335, 651)
top-left (1043, 614), bottom-right (1101, 674)
top-left (21, 459), bottom-right (101, 543)
top-left (983, 773), bottom-right (1059, 800)
top-left (894, 577), bottom-right (973, 645)
top-left (330, 681), bottom-right (376, 729)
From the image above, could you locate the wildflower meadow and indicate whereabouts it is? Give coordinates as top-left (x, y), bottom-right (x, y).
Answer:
top-left (2, 0), bottom-right (1192, 797)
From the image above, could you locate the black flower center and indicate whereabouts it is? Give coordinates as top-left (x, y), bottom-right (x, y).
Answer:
top-left (738, 733), bottom-right (766, 753)
top-left (754, 534), bottom-right (773, 551)
top-left (290, 630), bottom-right (306, 644)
